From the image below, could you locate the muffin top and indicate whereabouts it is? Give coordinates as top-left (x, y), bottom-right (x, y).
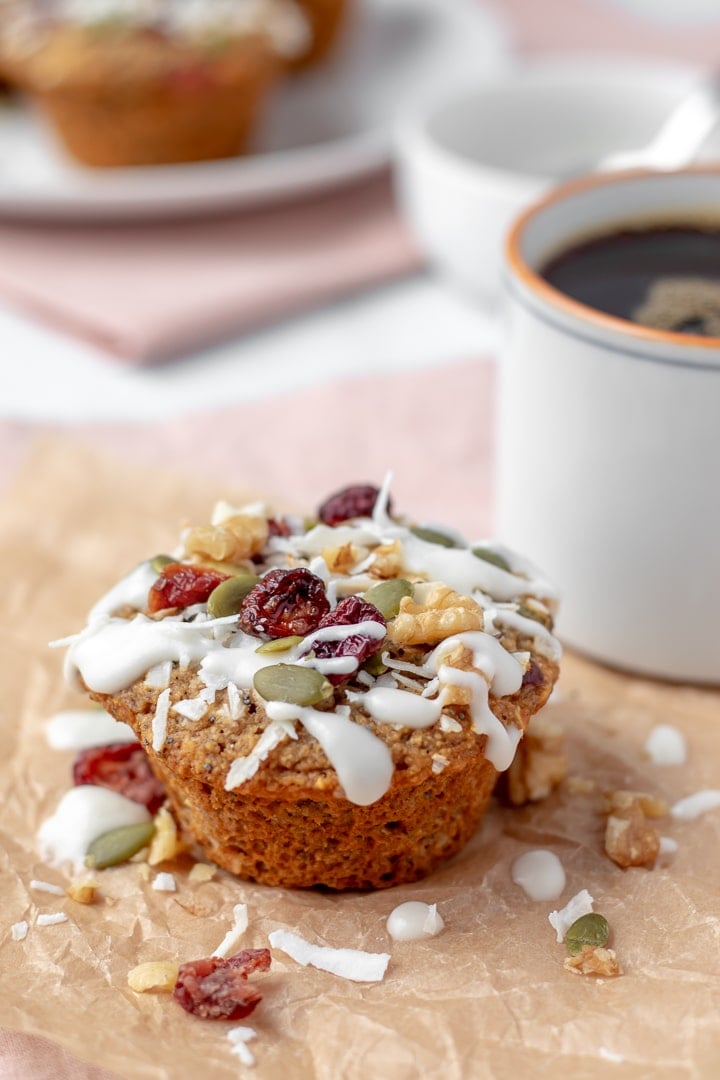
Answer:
top-left (63, 482), bottom-right (562, 806)
top-left (0, 0), bottom-right (309, 81)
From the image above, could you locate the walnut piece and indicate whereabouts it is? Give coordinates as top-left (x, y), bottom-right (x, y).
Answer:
top-left (321, 543), bottom-right (364, 575)
top-left (604, 793), bottom-right (663, 870)
top-left (502, 711), bottom-right (567, 805)
top-left (368, 540), bottom-right (404, 579)
top-left (66, 878), bottom-right (98, 905)
top-left (148, 806), bottom-right (185, 866)
top-left (564, 946), bottom-right (622, 977)
top-left (388, 583), bottom-right (483, 646)
top-left (185, 514), bottom-right (268, 564)
top-left (604, 789), bottom-right (668, 818)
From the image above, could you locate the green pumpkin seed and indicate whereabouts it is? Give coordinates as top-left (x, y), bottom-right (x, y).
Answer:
top-left (517, 602), bottom-right (553, 630)
top-left (254, 664), bottom-right (333, 708)
top-left (410, 525), bottom-right (457, 548)
top-left (256, 635), bottom-right (304, 655)
top-left (472, 546), bottom-right (512, 572)
top-left (565, 913), bottom-right (610, 956)
top-left (150, 554), bottom-right (174, 574)
top-left (207, 574), bottom-right (259, 618)
top-left (362, 652), bottom-right (388, 677)
top-left (85, 822), bottom-right (156, 870)
top-left (363, 579), bottom-right (413, 620)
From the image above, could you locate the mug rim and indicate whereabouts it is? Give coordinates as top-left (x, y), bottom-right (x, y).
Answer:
top-left (505, 165), bottom-right (720, 351)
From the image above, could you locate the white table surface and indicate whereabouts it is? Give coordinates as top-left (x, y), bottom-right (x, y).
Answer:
top-left (0, 273), bottom-right (499, 424)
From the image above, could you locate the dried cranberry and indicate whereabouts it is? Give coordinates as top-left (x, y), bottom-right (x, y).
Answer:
top-left (72, 742), bottom-right (165, 814)
top-left (317, 484), bottom-right (391, 526)
top-left (310, 596), bottom-right (387, 685)
top-left (267, 517), bottom-right (292, 538)
top-left (521, 659), bottom-right (545, 688)
top-left (148, 563), bottom-right (229, 614)
top-left (238, 568), bottom-right (330, 638)
top-left (173, 949), bottom-right (271, 1021)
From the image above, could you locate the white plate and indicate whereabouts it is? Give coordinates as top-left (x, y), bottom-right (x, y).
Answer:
top-left (0, 0), bottom-right (509, 220)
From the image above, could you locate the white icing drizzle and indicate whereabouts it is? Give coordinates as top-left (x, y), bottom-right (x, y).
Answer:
top-left (484, 607), bottom-right (562, 663)
top-left (266, 702), bottom-right (393, 806)
top-left (87, 561), bottom-right (157, 622)
top-left (45, 708), bottom-right (136, 750)
top-left (38, 786), bottom-right (150, 870)
top-left (511, 850), bottom-right (566, 901)
top-left (360, 687), bottom-right (442, 730)
top-left (225, 720), bottom-right (295, 791)
top-left (386, 901), bottom-right (445, 942)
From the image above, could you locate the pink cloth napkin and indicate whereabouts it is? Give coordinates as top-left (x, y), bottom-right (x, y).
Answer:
top-left (0, 174), bottom-right (421, 365)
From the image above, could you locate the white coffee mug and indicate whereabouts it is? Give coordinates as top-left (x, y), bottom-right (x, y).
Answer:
top-left (498, 169), bottom-right (720, 684)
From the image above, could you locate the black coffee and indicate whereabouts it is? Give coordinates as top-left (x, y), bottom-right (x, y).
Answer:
top-left (541, 224), bottom-right (720, 336)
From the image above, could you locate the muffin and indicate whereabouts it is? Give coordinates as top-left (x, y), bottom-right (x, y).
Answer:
top-left (288, 0), bottom-right (350, 69)
top-left (0, 0), bottom-right (309, 166)
top-left (65, 482), bottom-right (561, 890)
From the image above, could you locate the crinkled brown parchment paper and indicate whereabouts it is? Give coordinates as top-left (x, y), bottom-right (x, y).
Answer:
top-left (1, 440), bottom-right (720, 1080)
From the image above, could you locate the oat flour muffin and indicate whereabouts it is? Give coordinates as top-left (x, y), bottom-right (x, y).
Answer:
top-left (0, 0), bottom-right (308, 166)
top-left (65, 482), bottom-right (561, 890)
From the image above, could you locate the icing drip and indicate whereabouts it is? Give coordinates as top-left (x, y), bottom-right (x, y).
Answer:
top-left (511, 849), bottom-right (566, 901)
top-left (266, 702), bottom-right (393, 806)
top-left (45, 708), bottom-right (136, 750)
top-left (360, 687), bottom-right (442, 730)
top-left (38, 786), bottom-right (150, 870)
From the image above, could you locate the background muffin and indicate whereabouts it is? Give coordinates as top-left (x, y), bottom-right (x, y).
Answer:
top-left (0, 0), bottom-right (309, 166)
top-left (288, 0), bottom-right (351, 69)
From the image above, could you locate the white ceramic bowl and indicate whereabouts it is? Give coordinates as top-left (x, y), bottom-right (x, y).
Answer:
top-left (395, 59), bottom-right (720, 301)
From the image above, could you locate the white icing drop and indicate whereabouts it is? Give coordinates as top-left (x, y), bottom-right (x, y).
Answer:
top-left (386, 901), bottom-right (445, 942)
top-left (645, 725), bottom-right (687, 766)
top-left (671, 790), bottom-right (720, 821)
top-left (38, 786), bottom-right (150, 870)
top-left (45, 708), bottom-right (136, 750)
top-left (511, 850), bottom-right (566, 901)
top-left (361, 687), bottom-right (442, 730)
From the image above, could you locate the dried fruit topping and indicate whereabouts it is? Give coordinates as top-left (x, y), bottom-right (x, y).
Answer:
top-left (267, 517), bottom-right (292, 538)
top-left (173, 949), bottom-right (271, 1021)
top-left (148, 563), bottom-right (229, 614)
top-left (521, 659), bottom-right (545, 688)
top-left (318, 484), bottom-right (388, 526)
top-left (254, 664), bottom-right (334, 708)
top-left (310, 596), bottom-right (387, 685)
top-left (72, 742), bottom-right (165, 814)
top-left (238, 568), bottom-right (330, 638)
top-left (85, 822), bottom-right (156, 869)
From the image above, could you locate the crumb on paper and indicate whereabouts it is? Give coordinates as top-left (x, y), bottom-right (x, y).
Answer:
top-left (604, 791), bottom-right (665, 869)
top-left (502, 711), bottom-right (567, 805)
top-left (188, 862), bottom-right (216, 883)
top-left (564, 775), bottom-right (597, 796)
top-left (212, 903), bottom-right (249, 958)
top-left (152, 872), bottom-right (177, 893)
top-left (564, 945), bottom-right (622, 978)
top-left (67, 878), bottom-right (98, 905)
top-left (36, 913), bottom-right (68, 927)
top-left (549, 889), bottom-right (594, 943)
top-left (148, 805), bottom-right (184, 866)
top-left (227, 1026), bottom-right (257, 1067)
top-left (11, 921), bottom-right (29, 942)
top-left (127, 961), bottom-right (179, 993)
top-left (268, 929), bottom-right (390, 983)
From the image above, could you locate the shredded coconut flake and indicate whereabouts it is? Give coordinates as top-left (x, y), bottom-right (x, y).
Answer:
top-left (151, 873), bottom-right (177, 893)
top-left (645, 724), bottom-right (687, 766)
top-left (225, 722), bottom-right (292, 791)
top-left (227, 1026), bottom-right (257, 1067)
top-left (440, 716), bottom-right (462, 733)
top-left (226, 681), bottom-right (243, 720)
top-left (548, 889), bottom-right (594, 942)
top-left (268, 929), bottom-right (390, 982)
top-left (29, 879), bottom-right (65, 896)
top-left (671, 790), bottom-right (720, 821)
top-left (172, 698), bottom-right (208, 721)
top-left (152, 688), bottom-right (171, 751)
top-left (659, 836), bottom-right (679, 855)
top-left (36, 913), bottom-right (68, 927)
top-left (213, 904), bottom-right (249, 959)
top-left (145, 660), bottom-right (172, 690)
top-left (11, 921), bottom-right (28, 942)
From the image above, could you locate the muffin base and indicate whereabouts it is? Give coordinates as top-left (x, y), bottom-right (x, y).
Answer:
top-left (152, 752), bottom-right (497, 890)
